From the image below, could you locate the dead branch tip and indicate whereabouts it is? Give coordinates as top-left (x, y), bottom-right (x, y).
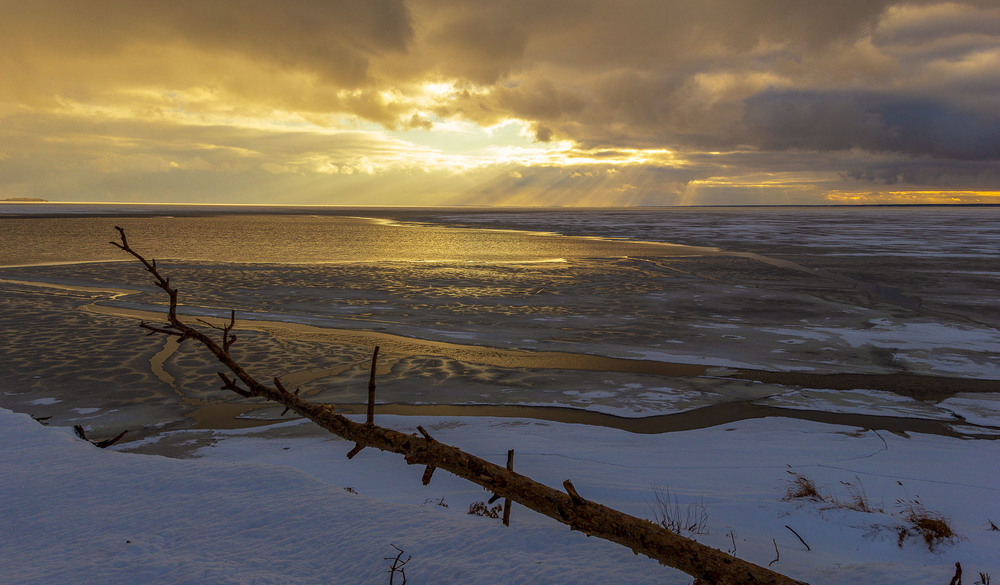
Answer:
top-left (217, 372), bottom-right (252, 398)
top-left (110, 225), bottom-right (127, 249)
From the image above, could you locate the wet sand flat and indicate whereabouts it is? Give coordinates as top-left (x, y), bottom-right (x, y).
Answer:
top-left (0, 208), bottom-right (998, 450)
top-left (84, 302), bottom-right (1000, 400)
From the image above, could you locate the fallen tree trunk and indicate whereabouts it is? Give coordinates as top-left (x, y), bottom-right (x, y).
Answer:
top-left (111, 227), bottom-right (807, 585)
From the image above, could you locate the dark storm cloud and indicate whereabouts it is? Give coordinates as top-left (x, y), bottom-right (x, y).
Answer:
top-left (416, 0), bottom-right (1000, 164)
top-left (842, 160), bottom-right (1000, 187)
top-left (418, 0), bottom-right (899, 144)
top-left (743, 91), bottom-right (1000, 160)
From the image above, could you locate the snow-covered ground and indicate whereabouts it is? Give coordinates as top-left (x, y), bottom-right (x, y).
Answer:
top-left (5, 405), bottom-right (998, 585)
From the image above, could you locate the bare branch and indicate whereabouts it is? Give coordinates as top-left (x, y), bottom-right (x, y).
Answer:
top-left (196, 310), bottom-right (238, 353)
top-left (140, 322), bottom-right (185, 337)
top-left (112, 226), bottom-right (180, 321)
top-left (217, 372), bottom-right (253, 398)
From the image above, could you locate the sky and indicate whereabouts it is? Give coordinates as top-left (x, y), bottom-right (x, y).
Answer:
top-left (1, 1), bottom-right (999, 206)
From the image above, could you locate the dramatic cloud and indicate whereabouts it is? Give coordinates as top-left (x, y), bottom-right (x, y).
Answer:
top-left (743, 91), bottom-right (1000, 159)
top-left (1, 0), bottom-right (998, 205)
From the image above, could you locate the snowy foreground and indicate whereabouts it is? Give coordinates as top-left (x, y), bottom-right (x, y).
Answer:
top-left (4, 407), bottom-right (998, 585)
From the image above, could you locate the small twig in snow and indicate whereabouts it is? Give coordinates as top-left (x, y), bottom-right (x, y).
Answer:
top-left (784, 525), bottom-right (810, 551)
top-left (949, 562), bottom-right (962, 585)
top-left (384, 544), bottom-right (410, 585)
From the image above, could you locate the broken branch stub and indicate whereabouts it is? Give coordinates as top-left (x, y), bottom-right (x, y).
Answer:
top-left (503, 449), bottom-right (514, 526)
top-left (367, 346), bottom-right (379, 425)
top-left (111, 228), bottom-right (807, 585)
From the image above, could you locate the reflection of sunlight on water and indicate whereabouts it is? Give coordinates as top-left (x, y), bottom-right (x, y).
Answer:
top-left (408, 258), bottom-right (568, 264)
top-left (1, 214), bottom-right (699, 266)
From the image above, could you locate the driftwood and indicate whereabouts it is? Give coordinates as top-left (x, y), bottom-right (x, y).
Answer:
top-left (111, 227), bottom-right (807, 585)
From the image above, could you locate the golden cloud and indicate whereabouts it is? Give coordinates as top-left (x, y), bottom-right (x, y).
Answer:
top-left (1, 1), bottom-right (999, 205)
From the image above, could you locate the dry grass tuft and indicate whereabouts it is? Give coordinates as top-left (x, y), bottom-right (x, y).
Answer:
top-left (784, 469), bottom-right (824, 502)
top-left (467, 501), bottom-right (502, 519)
top-left (781, 473), bottom-right (960, 551)
top-left (647, 484), bottom-right (710, 536)
top-left (895, 481), bottom-right (957, 551)
top-left (897, 508), bottom-right (955, 550)
top-left (838, 476), bottom-right (882, 514)
top-left (912, 514), bottom-right (954, 547)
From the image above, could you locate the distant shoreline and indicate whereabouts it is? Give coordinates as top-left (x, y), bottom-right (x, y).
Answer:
top-left (1, 200), bottom-right (998, 220)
